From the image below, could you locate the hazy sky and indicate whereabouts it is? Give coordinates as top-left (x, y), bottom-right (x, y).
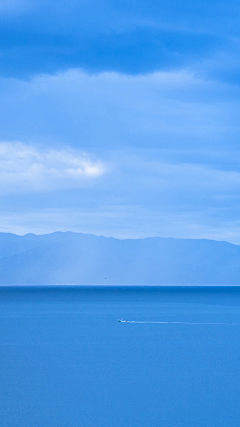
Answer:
top-left (1, 0), bottom-right (240, 242)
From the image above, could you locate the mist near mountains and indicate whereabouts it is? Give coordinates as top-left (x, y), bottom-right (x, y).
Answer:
top-left (0, 232), bottom-right (239, 285)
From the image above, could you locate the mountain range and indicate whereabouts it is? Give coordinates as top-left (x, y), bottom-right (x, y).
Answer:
top-left (0, 232), bottom-right (240, 285)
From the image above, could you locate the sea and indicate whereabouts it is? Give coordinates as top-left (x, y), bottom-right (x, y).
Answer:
top-left (1, 285), bottom-right (240, 427)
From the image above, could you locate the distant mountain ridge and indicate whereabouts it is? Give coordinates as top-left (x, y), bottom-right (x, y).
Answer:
top-left (0, 231), bottom-right (239, 285)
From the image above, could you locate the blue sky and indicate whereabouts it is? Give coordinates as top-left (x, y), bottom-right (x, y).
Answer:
top-left (1, 0), bottom-right (240, 242)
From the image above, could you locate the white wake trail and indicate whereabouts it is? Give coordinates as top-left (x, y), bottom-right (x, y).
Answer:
top-left (120, 321), bottom-right (240, 325)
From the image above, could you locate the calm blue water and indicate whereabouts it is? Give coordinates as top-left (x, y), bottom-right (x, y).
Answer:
top-left (1, 286), bottom-right (240, 427)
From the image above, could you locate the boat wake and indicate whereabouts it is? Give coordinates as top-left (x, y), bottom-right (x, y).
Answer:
top-left (119, 320), bottom-right (240, 325)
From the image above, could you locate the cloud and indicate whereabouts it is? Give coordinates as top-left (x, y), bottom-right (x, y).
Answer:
top-left (0, 1), bottom-right (239, 241)
top-left (0, 142), bottom-right (105, 193)
top-left (0, 144), bottom-right (240, 242)
top-left (0, 0), bottom-right (237, 79)
top-left (105, 150), bottom-right (240, 210)
top-left (1, 68), bottom-right (240, 153)
top-left (0, 69), bottom-right (239, 240)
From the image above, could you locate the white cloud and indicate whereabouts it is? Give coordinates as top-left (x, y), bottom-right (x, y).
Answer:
top-left (0, 142), bottom-right (105, 193)
top-left (1, 69), bottom-right (240, 239)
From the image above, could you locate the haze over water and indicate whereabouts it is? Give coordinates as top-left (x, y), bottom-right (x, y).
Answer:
top-left (1, 285), bottom-right (240, 427)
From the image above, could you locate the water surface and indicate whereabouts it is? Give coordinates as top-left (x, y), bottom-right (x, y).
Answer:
top-left (1, 285), bottom-right (240, 427)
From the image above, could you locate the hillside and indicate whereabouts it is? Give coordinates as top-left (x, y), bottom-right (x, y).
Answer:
top-left (0, 232), bottom-right (239, 285)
